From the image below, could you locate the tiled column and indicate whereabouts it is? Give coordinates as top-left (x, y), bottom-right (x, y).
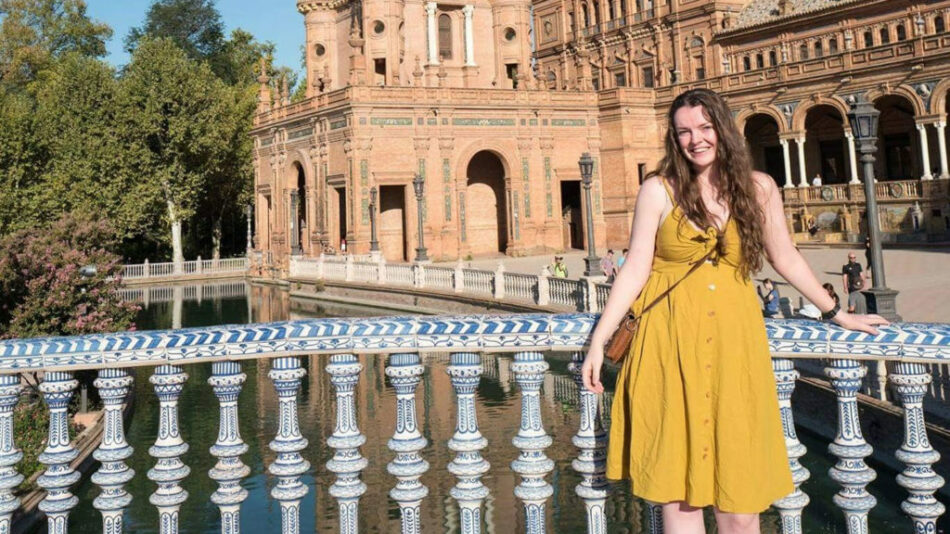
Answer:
top-left (916, 123), bottom-right (933, 180)
top-left (935, 121), bottom-right (949, 179)
top-left (780, 139), bottom-right (793, 189)
top-left (0, 375), bottom-right (22, 533)
top-left (426, 2), bottom-right (439, 65)
top-left (845, 131), bottom-right (860, 184)
top-left (463, 5), bottom-right (476, 66)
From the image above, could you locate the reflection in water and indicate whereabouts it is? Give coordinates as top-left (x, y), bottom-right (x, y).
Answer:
top-left (63, 283), bottom-right (918, 532)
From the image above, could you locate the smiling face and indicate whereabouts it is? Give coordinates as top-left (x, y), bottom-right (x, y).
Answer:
top-left (673, 104), bottom-right (719, 173)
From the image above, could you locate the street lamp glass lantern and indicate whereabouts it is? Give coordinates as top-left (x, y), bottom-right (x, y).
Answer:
top-left (846, 99), bottom-right (880, 140)
top-left (578, 153), bottom-right (594, 184)
top-left (370, 185), bottom-right (378, 206)
top-left (412, 173), bottom-right (424, 199)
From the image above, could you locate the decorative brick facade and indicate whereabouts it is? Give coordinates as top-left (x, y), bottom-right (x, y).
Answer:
top-left (253, 0), bottom-right (950, 266)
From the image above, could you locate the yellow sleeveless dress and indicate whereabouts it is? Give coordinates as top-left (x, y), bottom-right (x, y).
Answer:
top-left (605, 187), bottom-right (794, 514)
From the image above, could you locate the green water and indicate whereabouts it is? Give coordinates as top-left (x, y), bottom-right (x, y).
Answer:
top-left (63, 284), bottom-right (938, 533)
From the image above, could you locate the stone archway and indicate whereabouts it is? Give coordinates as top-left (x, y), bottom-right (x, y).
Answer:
top-left (291, 162), bottom-right (307, 254)
top-left (874, 95), bottom-right (918, 181)
top-left (465, 151), bottom-right (509, 256)
top-left (803, 104), bottom-right (847, 185)
top-left (744, 113), bottom-right (785, 186)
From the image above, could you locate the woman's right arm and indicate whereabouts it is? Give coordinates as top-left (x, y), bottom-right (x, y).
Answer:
top-left (581, 177), bottom-right (666, 393)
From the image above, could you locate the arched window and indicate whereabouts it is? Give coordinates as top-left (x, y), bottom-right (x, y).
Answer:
top-left (619, 0), bottom-right (626, 20)
top-left (864, 30), bottom-right (873, 47)
top-left (799, 43), bottom-right (809, 60)
top-left (769, 50), bottom-right (777, 66)
top-left (743, 56), bottom-right (751, 71)
top-left (593, 3), bottom-right (601, 26)
top-left (896, 23), bottom-right (906, 41)
top-left (880, 27), bottom-right (890, 44)
top-left (935, 16), bottom-right (945, 34)
top-left (814, 40), bottom-right (822, 57)
top-left (581, 4), bottom-right (589, 27)
top-left (438, 14), bottom-right (452, 59)
top-left (755, 53), bottom-right (764, 69)
top-left (829, 38), bottom-right (838, 54)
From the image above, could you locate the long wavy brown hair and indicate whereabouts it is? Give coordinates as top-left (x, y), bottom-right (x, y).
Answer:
top-left (648, 88), bottom-right (765, 278)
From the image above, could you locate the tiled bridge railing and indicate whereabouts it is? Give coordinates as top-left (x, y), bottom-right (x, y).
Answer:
top-left (121, 257), bottom-right (249, 280)
top-left (290, 255), bottom-right (613, 312)
top-left (0, 314), bottom-right (947, 534)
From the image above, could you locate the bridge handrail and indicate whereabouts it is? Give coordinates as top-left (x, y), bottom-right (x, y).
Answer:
top-left (121, 257), bottom-right (249, 279)
top-left (1, 313), bottom-right (947, 373)
top-left (0, 312), bottom-right (946, 533)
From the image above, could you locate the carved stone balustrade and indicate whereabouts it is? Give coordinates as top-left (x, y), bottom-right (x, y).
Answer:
top-left (0, 314), bottom-right (945, 534)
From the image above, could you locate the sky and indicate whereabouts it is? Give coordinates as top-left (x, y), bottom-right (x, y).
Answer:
top-left (85, 0), bottom-right (306, 71)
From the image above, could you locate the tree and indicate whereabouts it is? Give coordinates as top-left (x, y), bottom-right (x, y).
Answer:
top-left (29, 53), bottom-right (160, 238)
top-left (0, 0), bottom-right (111, 89)
top-left (125, 0), bottom-right (224, 61)
top-left (118, 38), bottom-right (236, 269)
top-left (0, 89), bottom-right (39, 234)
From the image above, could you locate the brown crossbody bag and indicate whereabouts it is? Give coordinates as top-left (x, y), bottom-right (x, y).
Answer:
top-left (604, 248), bottom-right (718, 363)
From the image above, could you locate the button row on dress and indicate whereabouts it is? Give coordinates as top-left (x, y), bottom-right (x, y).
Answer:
top-left (708, 284), bottom-right (716, 291)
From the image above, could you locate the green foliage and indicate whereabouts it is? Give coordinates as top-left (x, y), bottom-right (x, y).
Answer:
top-left (0, 0), bottom-right (112, 89)
top-left (0, 213), bottom-right (138, 339)
top-left (125, 0), bottom-right (224, 61)
top-left (118, 38), bottom-right (234, 230)
top-left (13, 396), bottom-right (49, 489)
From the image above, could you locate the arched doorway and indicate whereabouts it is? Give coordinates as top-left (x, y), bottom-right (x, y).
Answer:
top-left (465, 151), bottom-right (509, 256)
top-left (874, 95), bottom-right (918, 181)
top-left (291, 162), bottom-right (307, 254)
top-left (744, 114), bottom-right (784, 186)
top-left (803, 105), bottom-right (847, 184)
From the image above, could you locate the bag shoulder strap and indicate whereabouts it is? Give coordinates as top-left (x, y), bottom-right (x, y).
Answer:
top-left (637, 248), bottom-right (717, 317)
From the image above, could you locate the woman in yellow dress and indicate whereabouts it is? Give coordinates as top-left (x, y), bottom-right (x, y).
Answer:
top-left (580, 89), bottom-right (887, 533)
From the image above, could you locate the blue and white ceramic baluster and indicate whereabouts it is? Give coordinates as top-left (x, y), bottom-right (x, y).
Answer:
top-left (92, 369), bottom-right (135, 534)
top-left (510, 351), bottom-right (554, 534)
top-left (890, 361), bottom-right (945, 531)
top-left (568, 351), bottom-right (607, 534)
top-left (446, 352), bottom-right (490, 534)
top-left (825, 359), bottom-right (876, 534)
top-left (385, 353), bottom-right (429, 534)
top-left (772, 359), bottom-right (810, 534)
top-left (38, 372), bottom-right (80, 534)
top-left (0, 375), bottom-right (22, 534)
top-left (326, 354), bottom-right (367, 534)
top-left (148, 365), bottom-right (190, 534)
top-left (208, 361), bottom-right (250, 534)
top-left (268, 357), bottom-right (310, 534)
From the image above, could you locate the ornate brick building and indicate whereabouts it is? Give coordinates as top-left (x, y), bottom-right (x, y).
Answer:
top-left (252, 0), bottom-right (950, 266)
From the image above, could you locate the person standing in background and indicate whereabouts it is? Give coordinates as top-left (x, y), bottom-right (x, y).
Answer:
top-left (601, 249), bottom-right (616, 282)
top-left (757, 278), bottom-right (781, 318)
top-left (842, 252), bottom-right (867, 314)
top-left (617, 248), bottom-right (629, 270)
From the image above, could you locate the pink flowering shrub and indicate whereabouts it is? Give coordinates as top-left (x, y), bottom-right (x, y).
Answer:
top-left (0, 213), bottom-right (138, 339)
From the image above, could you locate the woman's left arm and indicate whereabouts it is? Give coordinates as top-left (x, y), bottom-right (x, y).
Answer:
top-left (753, 172), bottom-right (888, 334)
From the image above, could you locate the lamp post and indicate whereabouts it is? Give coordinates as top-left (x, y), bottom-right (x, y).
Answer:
top-left (846, 94), bottom-right (901, 321)
top-left (369, 186), bottom-right (380, 253)
top-left (578, 153), bottom-right (600, 277)
top-left (412, 173), bottom-right (429, 262)
top-left (245, 204), bottom-right (253, 256)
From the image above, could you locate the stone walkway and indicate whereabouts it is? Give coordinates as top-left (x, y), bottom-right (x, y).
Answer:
top-left (437, 246), bottom-right (950, 323)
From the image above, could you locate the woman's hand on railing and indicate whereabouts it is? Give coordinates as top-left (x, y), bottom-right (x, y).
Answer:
top-left (581, 344), bottom-right (605, 394)
top-left (831, 311), bottom-right (890, 335)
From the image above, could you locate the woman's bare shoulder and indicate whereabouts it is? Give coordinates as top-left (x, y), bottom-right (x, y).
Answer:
top-left (751, 171), bottom-right (780, 197)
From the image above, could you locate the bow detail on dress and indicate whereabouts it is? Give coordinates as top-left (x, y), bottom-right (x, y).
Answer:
top-left (690, 228), bottom-right (727, 265)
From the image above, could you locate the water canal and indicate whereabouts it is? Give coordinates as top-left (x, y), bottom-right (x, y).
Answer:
top-left (63, 282), bottom-right (931, 533)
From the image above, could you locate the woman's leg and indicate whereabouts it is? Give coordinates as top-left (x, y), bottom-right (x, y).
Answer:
top-left (660, 501), bottom-right (705, 534)
top-left (712, 508), bottom-right (760, 534)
